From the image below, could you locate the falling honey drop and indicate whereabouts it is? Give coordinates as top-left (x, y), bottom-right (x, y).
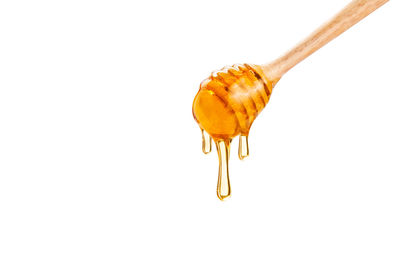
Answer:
top-left (215, 139), bottom-right (231, 200)
top-left (238, 134), bottom-right (249, 160)
top-left (201, 129), bottom-right (212, 154)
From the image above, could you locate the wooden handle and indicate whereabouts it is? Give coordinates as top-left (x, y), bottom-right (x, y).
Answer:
top-left (262, 0), bottom-right (389, 83)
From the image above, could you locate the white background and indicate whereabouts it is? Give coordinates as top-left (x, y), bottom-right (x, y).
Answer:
top-left (1, 0), bottom-right (399, 266)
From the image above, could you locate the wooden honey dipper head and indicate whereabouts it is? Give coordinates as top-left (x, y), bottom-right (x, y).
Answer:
top-left (192, 64), bottom-right (275, 141)
top-left (192, 0), bottom-right (389, 201)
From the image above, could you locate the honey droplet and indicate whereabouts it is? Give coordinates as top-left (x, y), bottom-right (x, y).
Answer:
top-left (238, 134), bottom-right (249, 160)
top-left (215, 139), bottom-right (231, 201)
top-left (201, 129), bottom-right (212, 154)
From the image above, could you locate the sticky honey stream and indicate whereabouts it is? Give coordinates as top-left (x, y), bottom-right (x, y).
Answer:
top-left (201, 129), bottom-right (212, 154)
top-left (215, 139), bottom-right (231, 200)
top-left (238, 134), bottom-right (249, 160)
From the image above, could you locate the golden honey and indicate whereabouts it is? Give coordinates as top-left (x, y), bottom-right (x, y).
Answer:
top-left (193, 64), bottom-right (275, 200)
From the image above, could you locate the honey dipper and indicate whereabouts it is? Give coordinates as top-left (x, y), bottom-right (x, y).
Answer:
top-left (192, 0), bottom-right (389, 200)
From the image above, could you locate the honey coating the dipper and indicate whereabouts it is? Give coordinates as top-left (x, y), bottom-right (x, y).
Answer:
top-left (192, 64), bottom-right (275, 200)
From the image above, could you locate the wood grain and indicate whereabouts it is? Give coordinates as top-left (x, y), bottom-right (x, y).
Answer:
top-left (262, 0), bottom-right (389, 84)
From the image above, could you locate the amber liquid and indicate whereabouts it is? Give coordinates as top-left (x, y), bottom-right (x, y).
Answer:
top-left (194, 64), bottom-right (275, 200)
